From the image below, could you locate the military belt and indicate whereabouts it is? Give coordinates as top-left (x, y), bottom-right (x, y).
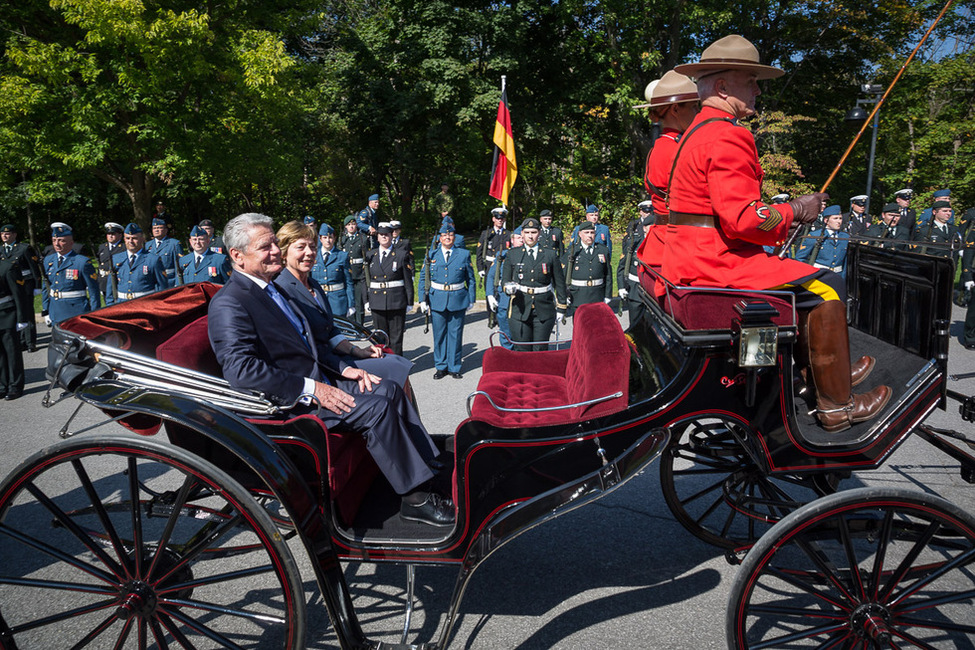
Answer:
top-left (50, 289), bottom-right (87, 299)
top-left (123, 291), bottom-right (151, 300)
top-left (570, 278), bottom-right (604, 287)
top-left (162, 269), bottom-right (175, 276)
top-left (323, 283), bottom-right (346, 292)
top-left (514, 283), bottom-right (552, 295)
top-left (350, 257), bottom-right (365, 264)
top-left (813, 263), bottom-right (843, 273)
top-left (370, 280), bottom-right (405, 289)
top-left (670, 212), bottom-right (717, 229)
top-left (627, 273), bottom-right (640, 283)
top-left (431, 282), bottom-right (463, 291)
top-left (485, 255), bottom-right (496, 262)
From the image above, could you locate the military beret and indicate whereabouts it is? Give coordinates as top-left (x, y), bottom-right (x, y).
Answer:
top-left (439, 223), bottom-right (455, 234)
top-left (319, 223), bottom-right (335, 236)
top-left (491, 207), bottom-right (507, 217)
top-left (883, 203), bottom-right (901, 213)
top-left (894, 188), bottom-right (913, 199)
top-left (770, 193), bottom-right (790, 204)
top-left (932, 200), bottom-right (951, 210)
top-left (124, 223), bottom-right (143, 235)
top-left (585, 204), bottom-right (598, 214)
top-left (343, 214), bottom-right (357, 225)
top-left (638, 200), bottom-right (653, 211)
top-left (189, 225), bottom-right (207, 237)
top-left (0, 223), bottom-right (16, 233)
top-left (849, 195), bottom-right (867, 205)
top-left (376, 222), bottom-right (393, 234)
top-left (368, 194), bottom-right (380, 201)
top-left (151, 217), bottom-right (166, 227)
top-left (933, 189), bottom-right (951, 198)
top-left (51, 223), bottom-right (73, 237)
top-left (576, 221), bottom-right (596, 232)
top-left (822, 205), bottom-right (842, 217)
top-left (302, 216), bottom-right (316, 225)
top-left (520, 217), bottom-right (540, 230)
top-left (389, 220), bottom-right (402, 230)
top-left (539, 209), bottom-right (553, 218)
top-left (104, 222), bottom-right (124, 233)
top-left (198, 219), bottom-right (215, 228)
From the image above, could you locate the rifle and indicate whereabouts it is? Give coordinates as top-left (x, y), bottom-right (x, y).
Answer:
top-left (423, 237), bottom-right (433, 334)
top-left (562, 238), bottom-right (576, 325)
top-left (486, 256), bottom-right (498, 330)
top-left (618, 220), bottom-right (638, 317)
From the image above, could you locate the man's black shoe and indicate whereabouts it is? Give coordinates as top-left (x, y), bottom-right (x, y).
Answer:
top-left (4, 391), bottom-right (22, 401)
top-left (964, 342), bottom-right (975, 351)
top-left (450, 372), bottom-right (463, 379)
top-left (433, 369), bottom-right (448, 380)
top-left (400, 493), bottom-right (455, 527)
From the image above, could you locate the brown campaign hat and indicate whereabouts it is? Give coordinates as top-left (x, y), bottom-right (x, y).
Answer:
top-left (674, 35), bottom-right (784, 81)
top-left (635, 70), bottom-right (699, 109)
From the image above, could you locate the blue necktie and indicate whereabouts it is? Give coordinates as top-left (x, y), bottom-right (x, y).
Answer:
top-left (265, 283), bottom-right (308, 345)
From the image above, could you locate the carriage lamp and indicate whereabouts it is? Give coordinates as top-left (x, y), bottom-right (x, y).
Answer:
top-left (734, 301), bottom-right (779, 368)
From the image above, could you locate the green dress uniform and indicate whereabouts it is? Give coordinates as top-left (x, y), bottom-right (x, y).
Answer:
top-left (563, 242), bottom-right (612, 314)
top-left (501, 245), bottom-right (566, 351)
top-left (340, 226), bottom-right (369, 325)
top-left (911, 220), bottom-right (962, 258)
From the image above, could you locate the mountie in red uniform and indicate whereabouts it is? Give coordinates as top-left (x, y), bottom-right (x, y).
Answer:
top-left (638, 127), bottom-right (680, 282)
top-left (660, 105), bottom-right (815, 291)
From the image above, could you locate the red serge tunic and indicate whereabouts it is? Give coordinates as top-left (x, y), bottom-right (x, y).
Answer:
top-left (660, 106), bottom-right (815, 289)
top-left (638, 129), bottom-right (680, 293)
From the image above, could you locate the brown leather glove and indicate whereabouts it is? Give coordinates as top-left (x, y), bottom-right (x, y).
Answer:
top-left (788, 193), bottom-right (829, 225)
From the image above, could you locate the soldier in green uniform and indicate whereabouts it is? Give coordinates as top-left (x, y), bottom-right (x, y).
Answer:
top-left (0, 224), bottom-right (41, 352)
top-left (433, 182), bottom-right (454, 218)
top-left (502, 217), bottom-right (566, 351)
top-left (912, 200), bottom-right (962, 258)
top-left (537, 209), bottom-right (564, 256)
top-left (563, 221), bottom-right (612, 315)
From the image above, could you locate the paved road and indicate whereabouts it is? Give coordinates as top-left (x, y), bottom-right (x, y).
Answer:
top-left (2, 302), bottom-right (974, 648)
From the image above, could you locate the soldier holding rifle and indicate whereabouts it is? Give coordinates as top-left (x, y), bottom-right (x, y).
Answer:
top-left (502, 217), bottom-right (566, 351)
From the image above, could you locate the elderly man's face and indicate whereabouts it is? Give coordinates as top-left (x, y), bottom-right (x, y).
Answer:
top-left (52, 236), bottom-right (72, 255)
top-left (124, 232), bottom-right (145, 252)
top-left (720, 70), bottom-right (761, 118)
top-left (231, 225), bottom-right (282, 281)
top-left (510, 233), bottom-right (524, 247)
top-left (369, 199), bottom-right (379, 210)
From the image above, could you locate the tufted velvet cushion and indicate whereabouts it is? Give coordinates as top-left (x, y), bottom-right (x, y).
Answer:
top-left (471, 302), bottom-right (628, 427)
top-left (660, 288), bottom-right (795, 330)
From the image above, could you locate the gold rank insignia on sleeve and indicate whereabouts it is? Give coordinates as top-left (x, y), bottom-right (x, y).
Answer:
top-left (753, 202), bottom-right (783, 232)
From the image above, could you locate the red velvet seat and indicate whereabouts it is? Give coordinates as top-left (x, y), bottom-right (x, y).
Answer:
top-left (472, 302), bottom-right (629, 428)
top-left (155, 315), bottom-right (378, 524)
top-left (659, 288), bottom-right (795, 330)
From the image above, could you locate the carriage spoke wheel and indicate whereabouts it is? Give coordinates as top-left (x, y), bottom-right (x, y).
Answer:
top-left (728, 487), bottom-right (975, 649)
top-left (660, 418), bottom-right (835, 549)
top-left (0, 434), bottom-right (306, 649)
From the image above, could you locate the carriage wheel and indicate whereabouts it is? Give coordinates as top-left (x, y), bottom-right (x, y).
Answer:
top-left (660, 418), bottom-right (834, 549)
top-left (0, 434), bottom-right (306, 649)
top-left (728, 487), bottom-right (975, 649)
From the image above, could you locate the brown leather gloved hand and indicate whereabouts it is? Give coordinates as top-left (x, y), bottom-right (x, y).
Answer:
top-left (788, 193), bottom-right (830, 225)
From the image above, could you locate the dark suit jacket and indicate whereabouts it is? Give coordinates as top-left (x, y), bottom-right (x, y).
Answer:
top-left (208, 271), bottom-right (348, 405)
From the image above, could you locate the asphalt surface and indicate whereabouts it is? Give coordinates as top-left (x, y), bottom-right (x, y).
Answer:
top-left (2, 301), bottom-right (975, 649)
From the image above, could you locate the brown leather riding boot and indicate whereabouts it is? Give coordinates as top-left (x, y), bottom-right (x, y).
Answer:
top-left (796, 309), bottom-right (874, 390)
top-left (807, 301), bottom-right (891, 433)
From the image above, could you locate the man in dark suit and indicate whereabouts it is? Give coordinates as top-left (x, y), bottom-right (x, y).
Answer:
top-left (502, 217), bottom-right (567, 351)
top-left (208, 213), bottom-right (453, 527)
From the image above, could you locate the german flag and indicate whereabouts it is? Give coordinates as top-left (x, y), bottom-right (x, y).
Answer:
top-left (489, 86), bottom-right (517, 205)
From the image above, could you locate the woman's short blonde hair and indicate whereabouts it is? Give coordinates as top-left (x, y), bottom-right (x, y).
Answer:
top-left (276, 221), bottom-right (316, 261)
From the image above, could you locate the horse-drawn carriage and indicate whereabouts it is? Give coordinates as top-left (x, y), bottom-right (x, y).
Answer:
top-left (1, 241), bottom-right (973, 648)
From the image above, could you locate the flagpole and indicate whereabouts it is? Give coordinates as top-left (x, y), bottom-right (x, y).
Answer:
top-left (501, 75), bottom-right (507, 209)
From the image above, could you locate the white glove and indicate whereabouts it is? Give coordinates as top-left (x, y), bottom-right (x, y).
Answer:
top-left (603, 298), bottom-right (611, 304)
top-left (364, 302), bottom-right (371, 314)
top-left (419, 302), bottom-right (429, 314)
top-left (16, 322), bottom-right (28, 332)
top-left (479, 270), bottom-right (486, 278)
top-left (45, 315), bottom-right (52, 327)
top-left (33, 289), bottom-right (41, 296)
top-left (347, 307), bottom-right (356, 317)
top-left (466, 303), bottom-right (474, 313)
top-left (503, 282), bottom-right (518, 296)
top-left (566, 295), bottom-right (572, 306)
top-left (966, 281), bottom-right (974, 291)
top-left (618, 288), bottom-right (628, 300)
top-left (487, 294), bottom-right (498, 311)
